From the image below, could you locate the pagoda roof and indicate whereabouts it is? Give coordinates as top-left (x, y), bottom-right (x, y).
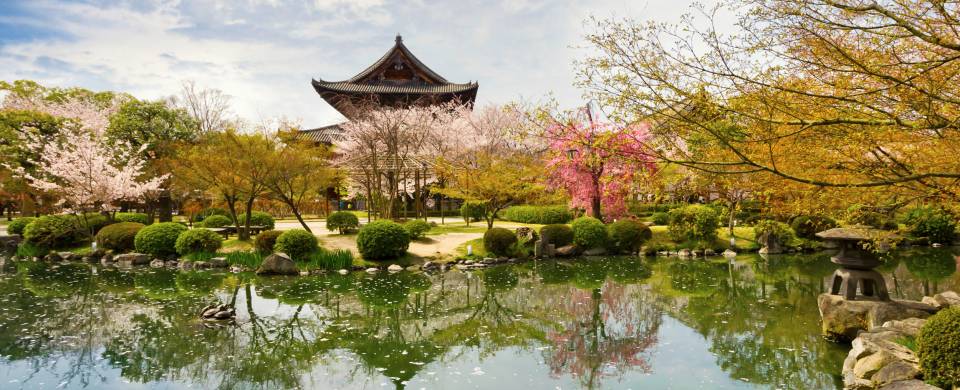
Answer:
top-left (297, 123), bottom-right (346, 144)
top-left (312, 35), bottom-right (478, 118)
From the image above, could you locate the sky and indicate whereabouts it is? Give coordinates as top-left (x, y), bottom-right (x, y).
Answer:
top-left (0, 0), bottom-right (713, 129)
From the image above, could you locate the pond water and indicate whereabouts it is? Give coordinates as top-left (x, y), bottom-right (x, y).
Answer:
top-left (0, 250), bottom-right (958, 390)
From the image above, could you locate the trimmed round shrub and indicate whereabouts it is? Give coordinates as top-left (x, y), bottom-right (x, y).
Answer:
top-left (500, 205), bottom-right (572, 224)
top-left (540, 224), bottom-right (574, 247)
top-left (96, 222), bottom-right (145, 252)
top-left (483, 227), bottom-right (517, 256)
top-left (274, 229), bottom-right (319, 261)
top-left (790, 215), bottom-right (838, 239)
top-left (201, 214), bottom-right (232, 228)
top-left (356, 220), bottom-right (410, 261)
top-left (22, 215), bottom-right (83, 248)
top-left (175, 229), bottom-right (223, 256)
top-left (255, 229), bottom-right (283, 254)
top-left (237, 211), bottom-right (275, 230)
top-left (668, 205), bottom-right (719, 244)
top-left (607, 220), bottom-right (652, 253)
top-left (7, 217), bottom-right (35, 236)
top-left (902, 206), bottom-right (957, 244)
top-left (460, 201), bottom-right (486, 223)
top-left (114, 212), bottom-right (149, 225)
top-left (755, 219), bottom-right (796, 246)
top-left (193, 207), bottom-right (229, 222)
top-left (134, 222), bottom-right (188, 257)
top-left (326, 211), bottom-right (359, 234)
top-left (918, 306), bottom-right (960, 388)
top-left (651, 212), bottom-right (670, 226)
top-left (571, 217), bottom-right (607, 249)
top-left (404, 220), bottom-right (432, 240)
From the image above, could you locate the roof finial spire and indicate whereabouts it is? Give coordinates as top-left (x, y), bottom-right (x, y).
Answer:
top-left (395, 33), bottom-right (402, 44)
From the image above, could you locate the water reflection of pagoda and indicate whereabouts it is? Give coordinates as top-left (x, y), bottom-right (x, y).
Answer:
top-left (298, 34), bottom-right (479, 144)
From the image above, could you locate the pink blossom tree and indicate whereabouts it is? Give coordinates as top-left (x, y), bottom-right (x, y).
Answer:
top-left (7, 95), bottom-right (165, 234)
top-left (546, 107), bottom-right (655, 221)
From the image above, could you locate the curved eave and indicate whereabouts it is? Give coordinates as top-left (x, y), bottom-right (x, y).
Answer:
top-left (312, 79), bottom-right (478, 95)
top-left (347, 40), bottom-right (449, 84)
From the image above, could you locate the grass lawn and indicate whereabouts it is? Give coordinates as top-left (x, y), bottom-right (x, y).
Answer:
top-left (646, 225), bottom-right (758, 251)
top-left (221, 239), bottom-right (254, 252)
top-left (453, 237), bottom-right (486, 259)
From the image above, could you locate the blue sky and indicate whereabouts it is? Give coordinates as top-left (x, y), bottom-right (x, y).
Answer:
top-left (0, 0), bottom-right (711, 128)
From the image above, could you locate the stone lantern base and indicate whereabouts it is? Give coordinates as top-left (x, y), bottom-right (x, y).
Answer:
top-left (830, 268), bottom-right (890, 301)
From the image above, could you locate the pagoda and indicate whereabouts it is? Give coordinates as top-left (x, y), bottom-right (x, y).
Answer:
top-left (312, 34), bottom-right (479, 120)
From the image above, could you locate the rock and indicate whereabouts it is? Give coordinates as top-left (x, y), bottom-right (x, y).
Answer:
top-left (854, 351), bottom-right (896, 379)
top-left (758, 231), bottom-right (785, 254)
top-left (818, 294), bottom-right (936, 342)
top-left (365, 267), bottom-right (379, 273)
top-left (194, 261), bottom-right (210, 269)
top-left (230, 266), bottom-right (245, 273)
top-left (208, 257), bottom-right (228, 268)
top-left (202, 308), bottom-right (220, 318)
top-left (921, 291), bottom-right (960, 310)
top-left (43, 252), bottom-right (63, 262)
top-left (255, 253), bottom-right (299, 276)
top-left (873, 361), bottom-right (921, 387)
top-left (115, 253), bottom-right (151, 266)
top-left (213, 309), bottom-right (234, 320)
top-left (465, 259), bottom-right (477, 265)
top-left (692, 249), bottom-right (703, 257)
top-left (405, 265), bottom-right (419, 272)
top-left (638, 246), bottom-right (652, 257)
top-left (0, 236), bottom-right (22, 256)
top-left (704, 249), bottom-right (716, 256)
top-left (657, 251), bottom-right (669, 257)
top-left (179, 261), bottom-right (195, 270)
top-left (58, 252), bottom-right (75, 261)
top-left (165, 260), bottom-right (178, 267)
top-left (881, 318), bottom-right (927, 338)
top-left (677, 249), bottom-right (692, 258)
top-left (583, 247), bottom-right (607, 256)
top-left (421, 261), bottom-right (438, 271)
top-left (149, 259), bottom-right (166, 268)
top-left (337, 269), bottom-right (349, 275)
top-left (877, 379), bottom-right (941, 390)
top-left (722, 249), bottom-right (737, 257)
top-left (555, 245), bottom-right (579, 257)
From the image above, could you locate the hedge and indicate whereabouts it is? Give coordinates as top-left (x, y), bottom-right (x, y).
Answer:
top-left (790, 215), bottom-right (838, 239)
top-left (274, 229), bottom-right (319, 261)
top-left (114, 212), bottom-right (150, 225)
top-left (201, 214), bottom-right (232, 228)
top-left (22, 215), bottom-right (84, 248)
top-left (326, 211), bottom-right (359, 234)
top-left (607, 220), bottom-right (651, 253)
top-left (7, 217), bottom-right (36, 236)
top-left (571, 217), bottom-right (607, 249)
top-left (918, 307), bottom-right (960, 388)
top-left (96, 222), bottom-right (145, 252)
top-left (404, 220), bottom-right (432, 240)
top-left (356, 220), bottom-right (410, 260)
top-left (483, 227), bottom-right (517, 256)
top-left (460, 201), bottom-right (486, 224)
top-left (540, 224), bottom-right (574, 247)
top-left (255, 230), bottom-right (283, 254)
top-left (237, 211), bottom-right (275, 230)
top-left (174, 229), bottom-right (224, 256)
top-left (500, 205), bottom-right (572, 224)
top-left (134, 222), bottom-right (189, 257)
top-left (668, 205), bottom-right (719, 244)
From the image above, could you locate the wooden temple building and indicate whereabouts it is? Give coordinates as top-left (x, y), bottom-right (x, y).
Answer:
top-left (301, 35), bottom-right (478, 217)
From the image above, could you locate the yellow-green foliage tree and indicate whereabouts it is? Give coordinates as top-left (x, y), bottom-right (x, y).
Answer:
top-left (580, 1), bottom-right (960, 215)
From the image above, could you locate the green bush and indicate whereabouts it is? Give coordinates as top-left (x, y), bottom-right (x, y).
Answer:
top-left (651, 212), bottom-right (670, 226)
top-left (255, 230), bottom-right (283, 254)
top-left (96, 222), bottom-right (145, 252)
top-left (460, 201), bottom-right (486, 224)
top-left (356, 220), bottom-right (410, 260)
top-left (134, 222), bottom-right (188, 257)
top-left (193, 207), bottom-right (229, 222)
top-left (78, 213), bottom-right (111, 236)
top-left (201, 214), bottom-right (232, 228)
top-left (7, 217), bottom-right (36, 235)
top-left (174, 229), bottom-right (224, 256)
top-left (114, 212), bottom-right (149, 225)
top-left (274, 229), bottom-right (319, 261)
top-left (668, 205), bottom-right (719, 244)
top-left (480, 227), bottom-right (516, 256)
top-left (500, 205), bottom-right (572, 224)
top-left (571, 217), bottom-right (608, 249)
top-left (607, 220), bottom-right (652, 253)
top-left (755, 219), bottom-right (796, 246)
top-left (540, 224), bottom-right (574, 247)
top-left (790, 215), bottom-right (838, 239)
top-left (237, 211), bottom-right (275, 230)
top-left (918, 306), bottom-right (960, 388)
top-left (404, 220), bottom-right (432, 240)
top-left (22, 215), bottom-right (84, 248)
top-left (326, 211), bottom-right (359, 234)
top-left (903, 206), bottom-right (957, 244)
top-left (845, 205), bottom-right (897, 230)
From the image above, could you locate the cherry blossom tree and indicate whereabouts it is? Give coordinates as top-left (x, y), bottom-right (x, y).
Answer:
top-left (546, 106), bottom-right (656, 221)
top-left (6, 94), bottom-right (165, 234)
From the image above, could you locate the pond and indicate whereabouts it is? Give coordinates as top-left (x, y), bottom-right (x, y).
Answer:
top-left (0, 250), bottom-right (957, 389)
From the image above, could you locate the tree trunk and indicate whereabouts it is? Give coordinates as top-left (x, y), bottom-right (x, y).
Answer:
top-left (158, 191), bottom-right (173, 222)
top-left (240, 197), bottom-right (255, 240)
top-left (591, 176), bottom-right (602, 221)
top-left (285, 199), bottom-right (312, 232)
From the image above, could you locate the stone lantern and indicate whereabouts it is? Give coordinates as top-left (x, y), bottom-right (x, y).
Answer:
top-left (816, 226), bottom-right (893, 301)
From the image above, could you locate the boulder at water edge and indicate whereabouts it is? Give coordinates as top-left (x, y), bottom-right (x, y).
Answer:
top-left (818, 294), bottom-right (937, 342)
top-left (255, 253), bottom-right (299, 276)
top-left (115, 253), bottom-right (151, 267)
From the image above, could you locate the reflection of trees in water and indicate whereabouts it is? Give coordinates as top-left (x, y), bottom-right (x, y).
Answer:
top-left (536, 259), bottom-right (660, 389)
top-left (655, 257), bottom-right (846, 390)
